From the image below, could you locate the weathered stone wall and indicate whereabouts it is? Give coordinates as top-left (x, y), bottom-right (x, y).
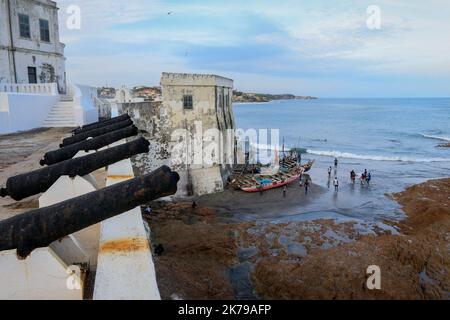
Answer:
top-left (159, 73), bottom-right (236, 196)
top-left (123, 74), bottom-right (237, 197)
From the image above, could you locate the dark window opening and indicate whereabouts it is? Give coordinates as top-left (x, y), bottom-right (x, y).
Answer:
top-left (28, 67), bottom-right (37, 84)
top-left (39, 19), bottom-right (50, 42)
top-left (183, 95), bottom-right (193, 109)
top-left (19, 14), bottom-right (31, 38)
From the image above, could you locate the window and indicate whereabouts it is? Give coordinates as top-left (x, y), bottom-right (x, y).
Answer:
top-left (183, 95), bottom-right (193, 109)
top-left (39, 19), bottom-right (50, 42)
top-left (28, 67), bottom-right (37, 84)
top-left (19, 14), bottom-right (30, 38)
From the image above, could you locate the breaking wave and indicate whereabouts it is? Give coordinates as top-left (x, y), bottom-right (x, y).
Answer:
top-left (421, 134), bottom-right (450, 142)
top-left (306, 149), bottom-right (450, 163)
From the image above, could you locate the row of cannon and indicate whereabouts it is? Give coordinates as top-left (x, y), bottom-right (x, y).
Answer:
top-left (0, 114), bottom-right (179, 258)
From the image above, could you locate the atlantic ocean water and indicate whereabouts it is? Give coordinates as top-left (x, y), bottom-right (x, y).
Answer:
top-left (233, 98), bottom-right (450, 224)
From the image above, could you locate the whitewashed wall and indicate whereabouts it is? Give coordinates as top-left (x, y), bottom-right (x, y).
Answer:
top-left (71, 84), bottom-right (99, 126)
top-left (0, 91), bottom-right (59, 133)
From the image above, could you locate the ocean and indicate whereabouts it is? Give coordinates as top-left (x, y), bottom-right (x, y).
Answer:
top-left (233, 98), bottom-right (450, 224)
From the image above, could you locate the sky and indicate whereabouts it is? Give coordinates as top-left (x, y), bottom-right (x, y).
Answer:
top-left (57, 0), bottom-right (450, 97)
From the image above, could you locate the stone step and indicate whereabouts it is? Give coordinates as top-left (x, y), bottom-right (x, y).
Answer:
top-left (45, 114), bottom-right (75, 119)
top-left (48, 110), bottom-right (74, 115)
top-left (43, 98), bottom-right (77, 128)
top-left (53, 102), bottom-right (73, 109)
top-left (42, 124), bottom-right (77, 128)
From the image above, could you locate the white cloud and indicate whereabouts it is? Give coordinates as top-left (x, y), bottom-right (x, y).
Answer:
top-left (55, 0), bottom-right (450, 95)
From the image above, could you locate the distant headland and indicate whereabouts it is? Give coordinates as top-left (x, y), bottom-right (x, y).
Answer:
top-left (233, 91), bottom-right (318, 103)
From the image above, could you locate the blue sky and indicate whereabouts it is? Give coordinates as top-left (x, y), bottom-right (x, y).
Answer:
top-left (58, 0), bottom-right (450, 97)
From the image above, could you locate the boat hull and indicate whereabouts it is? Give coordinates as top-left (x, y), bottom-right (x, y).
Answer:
top-left (241, 172), bottom-right (302, 193)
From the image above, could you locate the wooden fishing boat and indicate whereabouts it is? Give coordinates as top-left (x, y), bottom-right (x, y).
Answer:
top-left (240, 169), bottom-right (304, 192)
top-left (228, 153), bottom-right (315, 193)
top-left (230, 165), bottom-right (305, 193)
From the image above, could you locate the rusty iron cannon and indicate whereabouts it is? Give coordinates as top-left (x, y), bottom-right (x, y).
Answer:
top-left (71, 114), bottom-right (131, 135)
top-left (0, 166), bottom-right (179, 259)
top-left (60, 118), bottom-right (133, 148)
top-left (40, 125), bottom-right (139, 166)
top-left (1, 137), bottom-right (150, 201)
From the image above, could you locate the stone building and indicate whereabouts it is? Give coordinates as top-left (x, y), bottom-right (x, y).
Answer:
top-left (0, 0), bottom-right (66, 93)
top-left (122, 73), bottom-right (236, 197)
top-left (160, 73), bottom-right (236, 196)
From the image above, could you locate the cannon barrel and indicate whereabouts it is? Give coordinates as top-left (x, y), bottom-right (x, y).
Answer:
top-left (0, 166), bottom-right (180, 259)
top-left (1, 137), bottom-right (150, 201)
top-left (60, 119), bottom-right (133, 148)
top-left (40, 125), bottom-right (139, 166)
top-left (71, 114), bottom-right (130, 135)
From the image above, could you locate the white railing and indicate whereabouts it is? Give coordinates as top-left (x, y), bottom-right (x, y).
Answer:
top-left (0, 83), bottom-right (58, 95)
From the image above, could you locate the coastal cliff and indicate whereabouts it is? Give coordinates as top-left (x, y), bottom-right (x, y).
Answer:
top-left (233, 91), bottom-right (317, 103)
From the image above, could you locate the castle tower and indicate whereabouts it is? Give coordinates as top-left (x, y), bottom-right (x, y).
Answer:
top-left (160, 73), bottom-right (236, 196)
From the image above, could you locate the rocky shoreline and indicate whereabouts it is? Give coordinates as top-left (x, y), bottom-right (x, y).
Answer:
top-left (233, 91), bottom-right (317, 103)
top-left (145, 178), bottom-right (450, 300)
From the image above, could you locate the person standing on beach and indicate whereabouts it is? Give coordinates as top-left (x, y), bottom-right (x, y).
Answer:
top-left (328, 167), bottom-right (332, 177)
top-left (283, 185), bottom-right (287, 198)
top-left (334, 158), bottom-right (339, 168)
top-left (333, 177), bottom-right (339, 191)
top-left (305, 178), bottom-right (309, 195)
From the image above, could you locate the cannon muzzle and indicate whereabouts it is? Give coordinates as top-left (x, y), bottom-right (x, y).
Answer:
top-left (0, 166), bottom-right (180, 259)
top-left (72, 114), bottom-right (131, 136)
top-left (40, 125), bottom-right (139, 166)
top-left (60, 118), bottom-right (133, 148)
top-left (1, 137), bottom-right (150, 201)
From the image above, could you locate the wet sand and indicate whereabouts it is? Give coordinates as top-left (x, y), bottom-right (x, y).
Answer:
top-left (195, 175), bottom-right (326, 221)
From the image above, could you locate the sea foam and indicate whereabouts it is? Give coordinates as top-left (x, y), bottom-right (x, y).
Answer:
top-left (306, 149), bottom-right (450, 163)
top-left (421, 134), bottom-right (450, 142)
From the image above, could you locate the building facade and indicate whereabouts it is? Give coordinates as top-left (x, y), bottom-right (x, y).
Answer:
top-left (159, 73), bottom-right (236, 196)
top-left (122, 73), bottom-right (237, 197)
top-left (0, 0), bottom-right (66, 93)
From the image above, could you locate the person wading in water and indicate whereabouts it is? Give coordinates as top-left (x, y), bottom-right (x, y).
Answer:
top-left (333, 177), bottom-right (339, 192)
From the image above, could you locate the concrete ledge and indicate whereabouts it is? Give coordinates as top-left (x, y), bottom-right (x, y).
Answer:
top-left (94, 141), bottom-right (161, 300)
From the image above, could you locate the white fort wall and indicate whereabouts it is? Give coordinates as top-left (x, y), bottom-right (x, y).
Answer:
top-left (0, 88), bottom-right (59, 134)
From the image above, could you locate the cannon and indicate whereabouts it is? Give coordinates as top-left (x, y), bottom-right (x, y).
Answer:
top-left (40, 125), bottom-right (139, 166)
top-left (0, 166), bottom-right (179, 258)
top-left (71, 114), bottom-right (131, 136)
top-left (60, 119), bottom-right (133, 148)
top-left (1, 137), bottom-right (150, 201)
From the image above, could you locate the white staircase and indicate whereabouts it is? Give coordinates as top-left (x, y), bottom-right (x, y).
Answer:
top-left (42, 95), bottom-right (77, 128)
